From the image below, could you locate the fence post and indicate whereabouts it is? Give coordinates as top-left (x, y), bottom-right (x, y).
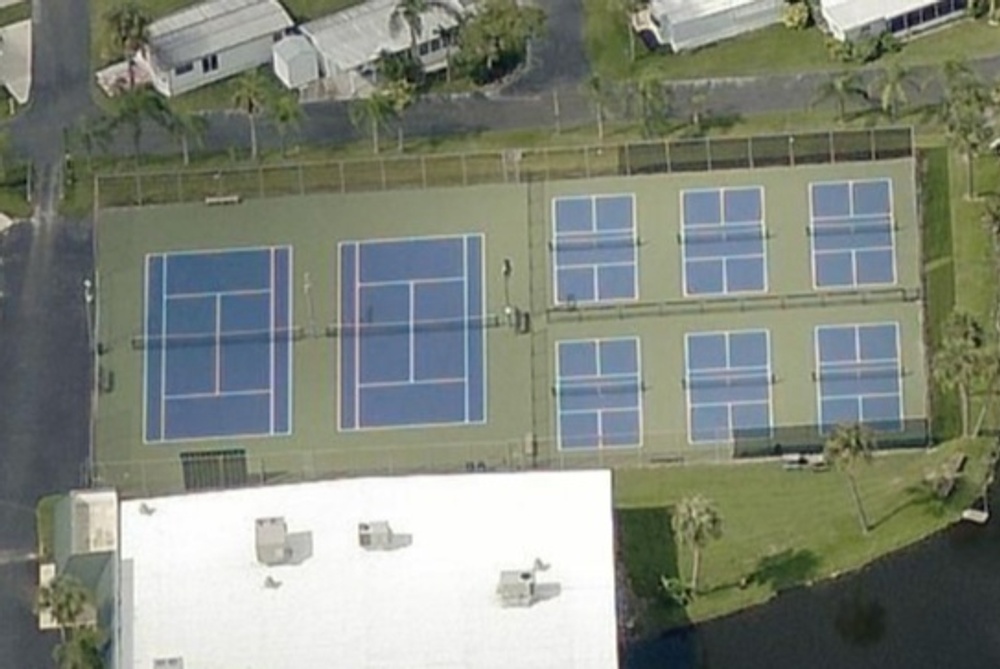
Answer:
top-left (297, 163), bottom-right (305, 195)
top-left (338, 161), bottom-right (346, 193)
top-left (420, 155), bottom-right (428, 189)
top-left (705, 136), bottom-right (712, 171)
top-left (789, 135), bottom-right (796, 167)
top-left (584, 145), bottom-right (591, 179)
top-left (664, 139), bottom-right (671, 173)
top-left (544, 147), bottom-right (551, 181)
top-left (869, 128), bottom-right (877, 161)
top-left (258, 164), bottom-right (265, 198)
top-left (135, 172), bottom-right (143, 206)
top-left (828, 130), bottom-right (835, 164)
top-left (461, 153), bottom-right (468, 186)
top-left (176, 171), bottom-right (183, 202)
top-left (379, 157), bottom-right (387, 190)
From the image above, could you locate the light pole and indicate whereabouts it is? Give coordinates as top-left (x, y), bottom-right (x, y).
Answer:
top-left (83, 278), bottom-right (94, 351)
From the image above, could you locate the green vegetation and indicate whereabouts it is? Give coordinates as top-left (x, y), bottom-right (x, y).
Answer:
top-left (35, 494), bottom-right (61, 561)
top-left (0, 1), bottom-right (31, 27)
top-left (584, 10), bottom-right (1000, 81)
top-left (616, 437), bottom-right (994, 631)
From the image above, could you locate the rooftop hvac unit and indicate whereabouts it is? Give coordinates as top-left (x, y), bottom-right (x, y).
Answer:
top-left (358, 521), bottom-right (412, 551)
top-left (255, 517), bottom-right (292, 566)
top-left (497, 570), bottom-right (536, 607)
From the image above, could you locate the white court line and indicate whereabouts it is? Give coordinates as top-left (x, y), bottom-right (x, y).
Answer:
top-left (357, 275), bottom-right (465, 289)
top-left (165, 388), bottom-right (271, 400)
top-left (353, 243), bottom-right (361, 429)
top-left (141, 255), bottom-right (152, 444)
top-left (214, 294), bottom-right (222, 395)
top-left (159, 256), bottom-right (168, 441)
top-left (166, 288), bottom-right (271, 300)
top-left (358, 376), bottom-right (468, 389)
top-left (462, 236), bottom-right (470, 422)
top-left (269, 247), bottom-right (276, 435)
top-left (408, 282), bottom-right (416, 382)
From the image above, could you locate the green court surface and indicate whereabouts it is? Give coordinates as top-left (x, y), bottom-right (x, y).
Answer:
top-left (93, 157), bottom-right (927, 496)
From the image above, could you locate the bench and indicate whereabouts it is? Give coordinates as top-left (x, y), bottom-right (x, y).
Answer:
top-left (204, 194), bottom-right (242, 206)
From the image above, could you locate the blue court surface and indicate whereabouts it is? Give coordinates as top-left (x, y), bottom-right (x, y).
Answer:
top-left (815, 323), bottom-right (902, 431)
top-left (555, 338), bottom-right (642, 449)
top-left (339, 235), bottom-right (485, 430)
top-left (684, 330), bottom-right (773, 443)
top-left (810, 179), bottom-right (896, 288)
top-left (681, 187), bottom-right (767, 296)
top-left (144, 247), bottom-right (292, 443)
top-left (551, 194), bottom-right (638, 305)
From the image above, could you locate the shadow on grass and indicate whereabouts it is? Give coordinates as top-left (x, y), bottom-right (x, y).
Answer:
top-left (748, 548), bottom-right (821, 592)
top-left (617, 507), bottom-right (691, 633)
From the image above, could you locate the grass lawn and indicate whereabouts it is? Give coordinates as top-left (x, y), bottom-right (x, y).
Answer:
top-left (35, 494), bottom-right (61, 561)
top-left (584, 6), bottom-right (1000, 82)
top-left (616, 437), bottom-right (995, 632)
top-left (0, 2), bottom-right (31, 27)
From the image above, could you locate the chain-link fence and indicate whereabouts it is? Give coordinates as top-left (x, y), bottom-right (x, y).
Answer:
top-left (94, 127), bottom-right (915, 210)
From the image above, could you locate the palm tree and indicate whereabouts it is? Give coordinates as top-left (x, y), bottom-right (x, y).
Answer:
top-left (104, 1), bottom-right (151, 89)
top-left (944, 92), bottom-right (993, 199)
top-left (582, 74), bottom-right (611, 141)
top-left (824, 423), bottom-right (876, 534)
top-left (618, 0), bottom-right (646, 63)
top-left (382, 80), bottom-right (415, 152)
top-left (350, 92), bottom-right (394, 154)
top-left (165, 105), bottom-right (208, 166)
top-left (111, 87), bottom-right (173, 164)
top-left (872, 63), bottom-right (916, 121)
top-left (232, 70), bottom-right (272, 160)
top-left (267, 92), bottom-right (303, 157)
top-left (37, 575), bottom-right (92, 642)
top-left (934, 310), bottom-right (988, 437)
top-left (631, 74), bottom-right (669, 138)
top-left (671, 495), bottom-right (723, 593)
top-left (811, 71), bottom-right (867, 124)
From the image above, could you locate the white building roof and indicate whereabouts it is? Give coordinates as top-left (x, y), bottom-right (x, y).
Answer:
top-left (302, 0), bottom-right (463, 71)
top-left (821, 0), bottom-right (930, 31)
top-left (117, 470), bottom-right (619, 669)
top-left (147, 0), bottom-right (293, 69)
top-left (651, 0), bottom-right (772, 23)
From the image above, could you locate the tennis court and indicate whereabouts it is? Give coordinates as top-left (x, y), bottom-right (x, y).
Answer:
top-left (338, 234), bottom-right (486, 430)
top-left (680, 187), bottom-right (768, 296)
top-left (551, 194), bottom-right (638, 305)
top-left (809, 179), bottom-right (896, 288)
top-left (814, 323), bottom-right (903, 431)
top-left (143, 247), bottom-right (292, 442)
top-left (683, 330), bottom-right (774, 444)
top-left (555, 337), bottom-right (643, 449)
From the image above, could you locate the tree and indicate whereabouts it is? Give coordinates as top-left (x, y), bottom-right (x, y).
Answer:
top-left (933, 311), bottom-right (988, 437)
top-left (53, 625), bottom-right (105, 669)
top-left (67, 116), bottom-right (115, 171)
top-left (165, 105), bottom-right (208, 166)
top-left (630, 74), bottom-right (670, 138)
top-left (382, 79), bottom-right (416, 152)
top-left (824, 422), bottom-right (876, 534)
top-left (811, 71), bottom-right (867, 124)
top-left (104, 1), bottom-right (151, 89)
top-left (350, 91), bottom-right (394, 154)
top-left (267, 92), bottom-right (303, 157)
top-left (671, 495), bottom-right (723, 593)
top-left (389, 0), bottom-right (461, 64)
top-left (232, 70), bottom-right (272, 160)
top-left (455, 0), bottom-right (545, 84)
top-left (37, 575), bottom-right (92, 642)
top-left (944, 90), bottom-right (993, 199)
top-left (617, 0), bottom-right (647, 63)
top-left (111, 87), bottom-right (173, 164)
top-left (872, 63), bottom-right (916, 121)
top-left (582, 74), bottom-right (611, 142)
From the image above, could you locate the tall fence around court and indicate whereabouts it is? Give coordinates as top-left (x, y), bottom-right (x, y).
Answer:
top-left (93, 127), bottom-right (915, 210)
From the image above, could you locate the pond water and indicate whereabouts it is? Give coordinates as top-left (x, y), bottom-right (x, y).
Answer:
top-left (627, 501), bottom-right (1000, 668)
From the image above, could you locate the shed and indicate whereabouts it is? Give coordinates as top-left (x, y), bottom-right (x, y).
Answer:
top-left (820, 0), bottom-right (968, 42)
top-left (273, 35), bottom-right (320, 89)
top-left (649, 0), bottom-right (783, 51)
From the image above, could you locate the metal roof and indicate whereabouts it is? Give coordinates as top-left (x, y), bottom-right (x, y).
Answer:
top-left (147, 0), bottom-right (293, 69)
top-left (821, 0), bottom-right (952, 31)
top-left (651, 0), bottom-right (778, 23)
top-left (302, 0), bottom-right (465, 72)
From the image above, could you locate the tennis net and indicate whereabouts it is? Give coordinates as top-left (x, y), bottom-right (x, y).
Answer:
top-left (131, 326), bottom-right (306, 350)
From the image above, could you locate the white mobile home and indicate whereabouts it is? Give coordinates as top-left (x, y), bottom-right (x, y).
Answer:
top-left (293, 0), bottom-right (463, 99)
top-left (821, 0), bottom-right (969, 42)
top-left (648, 0), bottom-right (784, 51)
top-left (138, 0), bottom-right (294, 97)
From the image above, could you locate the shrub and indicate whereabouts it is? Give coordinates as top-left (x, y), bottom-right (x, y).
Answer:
top-left (782, 1), bottom-right (812, 29)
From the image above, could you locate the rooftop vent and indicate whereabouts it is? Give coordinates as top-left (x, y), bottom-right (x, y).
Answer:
top-left (255, 517), bottom-right (292, 566)
top-left (496, 558), bottom-right (560, 607)
top-left (358, 521), bottom-right (412, 551)
top-left (153, 658), bottom-right (183, 669)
